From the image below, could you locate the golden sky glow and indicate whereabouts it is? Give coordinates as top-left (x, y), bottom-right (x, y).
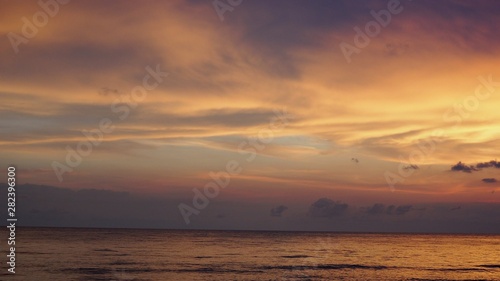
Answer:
top-left (1, 0), bottom-right (500, 215)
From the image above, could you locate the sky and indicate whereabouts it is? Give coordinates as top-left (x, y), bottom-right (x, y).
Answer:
top-left (0, 0), bottom-right (499, 233)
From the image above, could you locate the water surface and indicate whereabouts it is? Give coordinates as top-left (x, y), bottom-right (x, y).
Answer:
top-left (2, 228), bottom-right (499, 281)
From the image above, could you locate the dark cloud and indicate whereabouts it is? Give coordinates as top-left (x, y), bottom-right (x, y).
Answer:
top-left (308, 198), bottom-right (348, 218)
top-left (451, 160), bottom-right (500, 173)
top-left (482, 178), bottom-right (497, 183)
top-left (98, 87), bottom-right (121, 96)
top-left (365, 203), bottom-right (385, 215)
top-left (182, 108), bottom-right (281, 127)
top-left (403, 164), bottom-right (419, 171)
top-left (451, 161), bottom-right (478, 173)
top-left (476, 160), bottom-right (500, 169)
top-left (403, 1), bottom-right (500, 54)
top-left (0, 39), bottom-right (163, 88)
top-left (0, 184), bottom-right (499, 233)
top-left (365, 204), bottom-right (413, 216)
top-left (0, 183), bottom-right (185, 229)
top-left (0, 105), bottom-right (285, 145)
top-left (221, 0), bottom-right (500, 77)
top-left (386, 205), bottom-right (395, 214)
top-left (394, 205), bottom-right (412, 215)
top-left (270, 205), bottom-right (288, 217)
top-left (229, 1), bottom-right (357, 79)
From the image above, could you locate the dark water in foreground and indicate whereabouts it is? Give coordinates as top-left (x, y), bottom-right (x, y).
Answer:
top-left (1, 228), bottom-right (499, 281)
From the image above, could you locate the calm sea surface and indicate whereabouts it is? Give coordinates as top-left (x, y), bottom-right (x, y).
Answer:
top-left (1, 227), bottom-right (499, 281)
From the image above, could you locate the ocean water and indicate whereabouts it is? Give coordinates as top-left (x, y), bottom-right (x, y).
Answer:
top-left (1, 228), bottom-right (499, 281)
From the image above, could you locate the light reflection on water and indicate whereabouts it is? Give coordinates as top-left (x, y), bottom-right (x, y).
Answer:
top-left (2, 228), bottom-right (499, 281)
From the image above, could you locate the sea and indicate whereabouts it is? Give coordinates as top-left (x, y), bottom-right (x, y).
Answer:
top-left (1, 227), bottom-right (499, 281)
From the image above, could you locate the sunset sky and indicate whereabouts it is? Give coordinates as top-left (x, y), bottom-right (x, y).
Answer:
top-left (1, 0), bottom-right (499, 232)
